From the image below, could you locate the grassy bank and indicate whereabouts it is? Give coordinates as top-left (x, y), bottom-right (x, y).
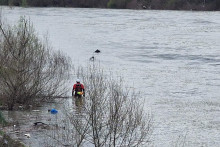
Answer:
top-left (0, 131), bottom-right (26, 147)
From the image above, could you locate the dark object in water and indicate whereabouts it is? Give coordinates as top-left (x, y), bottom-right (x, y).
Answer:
top-left (94, 49), bottom-right (100, 53)
top-left (90, 56), bottom-right (94, 61)
top-left (34, 122), bottom-right (46, 126)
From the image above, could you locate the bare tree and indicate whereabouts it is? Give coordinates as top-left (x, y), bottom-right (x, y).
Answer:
top-left (0, 17), bottom-right (71, 110)
top-left (45, 65), bottom-right (152, 147)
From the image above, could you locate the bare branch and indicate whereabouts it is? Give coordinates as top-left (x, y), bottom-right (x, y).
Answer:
top-left (0, 17), bottom-right (72, 110)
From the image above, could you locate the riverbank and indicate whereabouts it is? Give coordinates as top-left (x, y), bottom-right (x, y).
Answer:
top-left (0, 0), bottom-right (220, 11)
top-left (0, 112), bottom-right (25, 147)
top-left (0, 131), bottom-right (26, 147)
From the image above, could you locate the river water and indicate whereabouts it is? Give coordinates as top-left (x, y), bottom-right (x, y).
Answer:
top-left (1, 7), bottom-right (220, 147)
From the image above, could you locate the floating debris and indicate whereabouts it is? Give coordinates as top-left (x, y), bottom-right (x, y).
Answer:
top-left (50, 109), bottom-right (58, 114)
top-left (94, 49), bottom-right (100, 53)
top-left (33, 122), bottom-right (46, 126)
top-left (90, 56), bottom-right (95, 61)
top-left (24, 134), bottom-right (30, 138)
top-left (32, 110), bottom-right (40, 112)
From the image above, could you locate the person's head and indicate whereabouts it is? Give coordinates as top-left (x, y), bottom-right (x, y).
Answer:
top-left (76, 79), bottom-right (80, 83)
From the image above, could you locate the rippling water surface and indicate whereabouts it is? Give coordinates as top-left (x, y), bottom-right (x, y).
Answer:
top-left (2, 7), bottom-right (220, 147)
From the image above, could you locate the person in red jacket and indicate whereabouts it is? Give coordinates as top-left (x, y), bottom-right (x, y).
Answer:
top-left (72, 79), bottom-right (85, 97)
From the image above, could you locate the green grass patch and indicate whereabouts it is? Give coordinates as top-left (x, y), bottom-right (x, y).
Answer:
top-left (0, 111), bottom-right (7, 125)
top-left (0, 133), bottom-right (26, 147)
top-left (107, 0), bottom-right (117, 8)
top-left (0, 130), bottom-right (4, 136)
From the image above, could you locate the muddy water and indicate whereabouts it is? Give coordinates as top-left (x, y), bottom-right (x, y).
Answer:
top-left (1, 6), bottom-right (220, 147)
top-left (2, 98), bottom-right (81, 146)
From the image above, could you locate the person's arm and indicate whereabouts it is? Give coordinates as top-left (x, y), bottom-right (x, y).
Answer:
top-left (82, 84), bottom-right (85, 96)
top-left (72, 85), bottom-right (75, 96)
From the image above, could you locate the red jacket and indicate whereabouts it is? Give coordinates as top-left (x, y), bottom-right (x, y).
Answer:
top-left (73, 83), bottom-right (84, 92)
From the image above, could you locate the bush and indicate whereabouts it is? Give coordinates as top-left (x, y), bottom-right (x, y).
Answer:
top-left (107, 0), bottom-right (117, 8)
top-left (0, 0), bottom-right (8, 5)
top-left (21, 0), bottom-right (27, 7)
top-left (166, 0), bottom-right (184, 9)
top-left (0, 17), bottom-right (71, 110)
top-left (107, 0), bottom-right (129, 8)
top-left (74, 66), bottom-right (152, 146)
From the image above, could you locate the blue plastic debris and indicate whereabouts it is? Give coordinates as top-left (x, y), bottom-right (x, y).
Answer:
top-left (50, 108), bottom-right (58, 114)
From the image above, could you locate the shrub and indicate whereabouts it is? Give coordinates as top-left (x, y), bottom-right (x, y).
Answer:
top-left (107, 0), bottom-right (117, 8)
top-left (21, 0), bottom-right (27, 7)
top-left (0, 0), bottom-right (8, 5)
top-left (0, 17), bottom-right (71, 110)
top-left (107, 0), bottom-right (129, 8)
